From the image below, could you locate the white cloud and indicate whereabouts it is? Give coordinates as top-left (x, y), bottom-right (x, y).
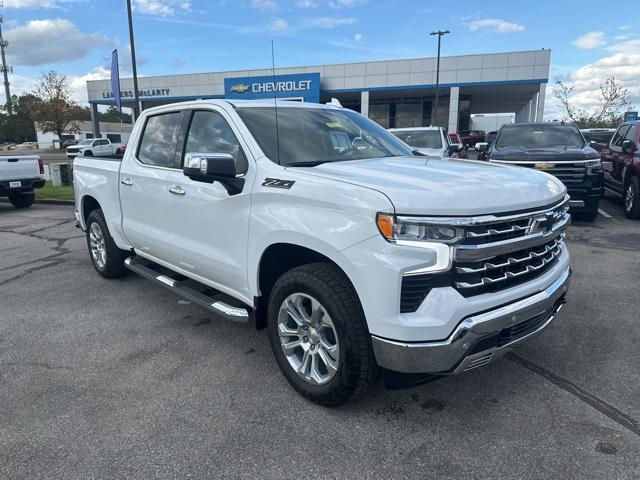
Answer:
top-left (295, 0), bottom-right (318, 8)
top-left (468, 18), bottom-right (524, 33)
top-left (353, 32), bottom-right (363, 42)
top-left (267, 17), bottom-right (288, 32)
top-left (328, 0), bottom-right (365, 7)
top-left (5, 19), bottom-right (113, 66)
top-left (132, 0), bottom-right (192, 16)
top-left (307, 16), bottom-right (355, 28)
top-left (251, 0), bottom-right (278, 10)
top-left (546, 38), bottom-right (640, 120)
top-left (69, 66), bottom-right (111, 103)
top-left (3, 0), bottom-right (80, 8)
top-left (571, 31), bottom-right (606, 49)
top-left (0, 73), bottom-right (38, 104)
top-left (618, 25), bottom-right (631, 30)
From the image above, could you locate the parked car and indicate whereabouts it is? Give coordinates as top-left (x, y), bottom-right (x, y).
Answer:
top-left (447, 133), bottom-right (468, 159)
top-left (476, 131), bottom-right (497, 160)
top-left (116, 144), bottom-right (127, 155)
top-left (389, 127), bottom-right (462, 158)
top-left (62, 139), bottom-right (79, 149)
top-left (581, 128), bottom-right (615, 153)
top-left (478, 122), bottom-right (603, 221)
top-left (74, 100), bottom-right (571, 405)
top-left (601, 121), bottom-right (640, 218)
top-left (15, 142), bottom-right (39, 150)
top-left (66, 138), bottom-right (122, 158)
top-left (0, 154), bottom-right (45, 208)
top-left (459, 130), bottom-right (486, 149)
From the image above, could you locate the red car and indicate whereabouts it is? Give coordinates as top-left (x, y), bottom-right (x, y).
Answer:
top-left (601, 121), bottom-right (640, 218)
top-left (447, 133), bottom-right (468, 159)
top-left (116, 144), bottom-right (127, 155)
top-left (459, 130), bottom-right (486, 149)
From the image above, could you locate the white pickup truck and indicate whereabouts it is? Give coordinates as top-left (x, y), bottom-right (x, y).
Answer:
top-left (74, 100), bottom-right (571, 405)
top-left (66, 138), bottom-right (121, 159)
top-left (0, 154), bottom-right (45, 208)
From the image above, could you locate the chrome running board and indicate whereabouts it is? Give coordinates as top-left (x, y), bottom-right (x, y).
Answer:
top-left (124, 256), bottom-right (250, 323)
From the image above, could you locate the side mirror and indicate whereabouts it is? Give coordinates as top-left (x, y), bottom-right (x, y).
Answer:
top-left (475, 142), bottom-right (489, 153)
top-left (589, 140), bottom-right (598, 148)
top-left (183, 152), bottom-right (244, 195)
top-left (621, 139), bottom-right (636, 153)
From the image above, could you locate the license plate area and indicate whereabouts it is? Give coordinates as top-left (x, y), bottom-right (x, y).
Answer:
top-left (9, 181), bottom-right (21, 188)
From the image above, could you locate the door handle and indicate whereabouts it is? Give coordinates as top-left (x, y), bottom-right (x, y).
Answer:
top-left (169, 185), bottom-right (186, 196)
top-left (121, 178), bottom-right (133, 186)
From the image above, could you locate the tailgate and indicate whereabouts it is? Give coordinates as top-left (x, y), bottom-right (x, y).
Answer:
top-left (0, 155), bottom-right (41, 180)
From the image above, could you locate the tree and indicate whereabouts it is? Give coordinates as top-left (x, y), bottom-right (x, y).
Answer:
top-left (100, 105), bottom-right (132, 124)
top-left (0, 94), bottom-right (39, 143)
top-left (30, 71), bottom-right (81, 144)
top-left (553, 75), bottom-right (635, 128)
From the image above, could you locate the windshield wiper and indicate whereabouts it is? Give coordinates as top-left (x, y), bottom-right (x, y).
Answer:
top-left (285, 160), bottom-right (332, 167)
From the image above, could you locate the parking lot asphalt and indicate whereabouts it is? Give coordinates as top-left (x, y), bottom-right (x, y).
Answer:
top-left (1, 198), bottom-right (639, 479)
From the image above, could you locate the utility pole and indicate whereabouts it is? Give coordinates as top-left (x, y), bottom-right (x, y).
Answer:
top-left (0, 3), bottom-right (13, 115)
top-left (126, 0), bottom-right (142, 115)
top-left (430, 29), bottom-right (449, 127)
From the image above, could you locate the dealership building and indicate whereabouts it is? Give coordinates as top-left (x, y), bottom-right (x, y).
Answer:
top-left (86, 49), bottom-right (550, 136)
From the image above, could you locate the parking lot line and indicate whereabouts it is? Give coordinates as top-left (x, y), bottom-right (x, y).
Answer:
top-left (598, 208), bottom-right (612, 218)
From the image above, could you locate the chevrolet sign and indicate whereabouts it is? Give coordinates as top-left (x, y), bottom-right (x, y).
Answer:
top-left (224, 73), bottom-right (320, 103)
top-left (535, 162), bottom-right (556, 170)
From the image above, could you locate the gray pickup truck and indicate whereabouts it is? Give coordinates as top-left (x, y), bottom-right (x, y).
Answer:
top-left (0, 154), bottom-right (45, 208)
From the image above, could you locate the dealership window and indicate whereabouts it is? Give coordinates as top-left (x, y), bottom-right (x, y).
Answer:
top-left (137, 112), bottom-right (183, 168)
top-left (85, 133), bottom-right (94, 139)
top-left (395, 102), bottom-right (422, 128)
top-left (369, 104), bottom-right (390, 129)
top-left (106, 134), bottom-right (122, 143)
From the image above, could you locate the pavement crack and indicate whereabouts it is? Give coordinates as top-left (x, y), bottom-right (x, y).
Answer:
top-left (0, 258), bottom-right (67, 286)
top-left (0, 361), bottom-right (72, 371)
top-left (507, 353), bottom-right (640, 437)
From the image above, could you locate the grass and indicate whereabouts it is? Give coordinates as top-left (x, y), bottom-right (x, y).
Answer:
top-left (35, 181), bottom-right (75, 201)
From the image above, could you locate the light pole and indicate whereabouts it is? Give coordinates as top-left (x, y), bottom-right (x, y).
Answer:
top-left (430, 29), bottom-right (449, 126)
top-left (126, 0), bottom-right (142, 115)
top-left (0, 5), bottom-right (13, 115)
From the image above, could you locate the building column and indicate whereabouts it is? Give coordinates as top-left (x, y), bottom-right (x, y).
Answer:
top-left (90, 103), bottom-right (101, 138)
top-left (448, 86), bottom-right (459, 133)
top-left (360, 91), bottom-right (369, 117)
top-left (523, 101), bottom-right (531, 124)
top-left (536, 83), bottom-right (546, 121)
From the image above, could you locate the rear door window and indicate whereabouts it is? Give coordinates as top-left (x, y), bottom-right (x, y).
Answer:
top-left (137, 112), bottom-right (184, 168)
top-left (624, 125), bottom-right (636, 142)
top-left (610, 125), bottom-right (629, 148)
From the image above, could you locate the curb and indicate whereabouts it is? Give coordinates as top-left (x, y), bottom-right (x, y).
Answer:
top-left (0, 198), bottom-right (74, 206)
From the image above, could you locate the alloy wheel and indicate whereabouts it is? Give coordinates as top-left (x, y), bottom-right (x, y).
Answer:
top-left (277, 292), bottom-right (340, 385)
top-left (625, 183), bottom-right (635, 213)
top-left (89, 222), bottom-right (107, 269)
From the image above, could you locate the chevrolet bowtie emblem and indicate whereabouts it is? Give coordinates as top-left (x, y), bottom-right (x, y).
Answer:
top-left (535, 162), bottom-right (555, 170)
top-left (230, 83), bottom-right (250, 93)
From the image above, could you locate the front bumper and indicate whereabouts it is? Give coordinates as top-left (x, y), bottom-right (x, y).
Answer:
top-left (371, 266), bottom-right (571, 374)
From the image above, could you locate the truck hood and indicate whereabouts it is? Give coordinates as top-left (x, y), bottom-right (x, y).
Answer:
top-left (297, 156), bottom-right (566, 216)
top-left (490, 145), bottom-right (600, 162)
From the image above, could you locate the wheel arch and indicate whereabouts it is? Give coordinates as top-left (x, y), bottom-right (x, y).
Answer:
top-left (253, 241), bottom-right (363, 330)
top-left (81, 194), bottom-right (101, 226)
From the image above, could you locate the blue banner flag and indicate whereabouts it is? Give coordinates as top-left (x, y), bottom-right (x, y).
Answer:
top-left (111, 49), bottom-right (121, 112)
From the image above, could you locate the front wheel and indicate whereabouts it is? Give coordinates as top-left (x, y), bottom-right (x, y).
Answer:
top-left (574, 197), bottom-right (599, 222)
top-left (84, 150), bottom-right (93, 157)
top-left (86, 209), bottom-right (128, 278)
top-left (9, 192), bottom-right (35, 209)
top-left (624, 177), bottom-right (640, 219)
top-left (267, 263), bottom-right (379, 406)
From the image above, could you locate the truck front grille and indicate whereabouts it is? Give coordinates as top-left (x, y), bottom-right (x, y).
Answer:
top-left (519, 163), bottom-right (587, 187)
top-left (399, 197), bottom-right (569, 312)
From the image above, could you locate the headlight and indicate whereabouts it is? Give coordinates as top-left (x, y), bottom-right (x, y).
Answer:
top-left (584, 159), bottom-right (601, 167)
top-left (376, 213), bottom-right (464, 244)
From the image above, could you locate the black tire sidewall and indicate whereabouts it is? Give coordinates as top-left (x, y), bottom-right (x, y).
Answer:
top-left (86, 209), bottom-right (128, 278)
top-left (9, 192), bottom-right (35, 208)
top-left (266, 264), bottom-right (374, 405)
top-left (625, 177), bottom-right (640, 219)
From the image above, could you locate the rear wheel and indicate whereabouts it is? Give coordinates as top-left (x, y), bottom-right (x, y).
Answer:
top-left (267, 263), bottom-right (379, 406)
top-left (9, 192), bottom-right (35, 209)
top-left (86, 209), bottom-right (128, 278)
top-left (624, 176), bottom-right (640, 219)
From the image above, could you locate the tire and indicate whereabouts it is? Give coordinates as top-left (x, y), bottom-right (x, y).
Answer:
top-left (9, 192), bottom-right (35, 209)
top-left (574, 198), bottom-right (599, 222)
top-left (266, 263), bottom-right (379, 406)
top-left (84, 150), bottom-right (93, 157)
top-left (624, 176), bottom-right (640, 220)
top-left (86, 209), bottom-right (128, 278)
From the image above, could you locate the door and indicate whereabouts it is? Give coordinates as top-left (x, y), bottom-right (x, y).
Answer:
top-left (604, 125), bottom-right (630, 192)
top-left (120, 110), bottom-right (185, 261)
top-left (164, 108), bottom-right (254, 300)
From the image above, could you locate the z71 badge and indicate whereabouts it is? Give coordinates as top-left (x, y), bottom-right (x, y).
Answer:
top-left (262, 178), bottom-right (295, 189)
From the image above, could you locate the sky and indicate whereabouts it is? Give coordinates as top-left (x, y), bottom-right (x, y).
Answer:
top-left (0, 0), bottom-right (638, 119)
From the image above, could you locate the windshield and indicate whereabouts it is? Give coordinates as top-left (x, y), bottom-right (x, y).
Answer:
top-left (392, 130), bottom-right (442, 149)
top-left (583, 131), bottom-right (614, 143)
top-left (236, 107), bottom-right (414, 166)
top-left (79, 140), bottom-right (92, 145)
top-left (496, 124), bottom-right (585, 149)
